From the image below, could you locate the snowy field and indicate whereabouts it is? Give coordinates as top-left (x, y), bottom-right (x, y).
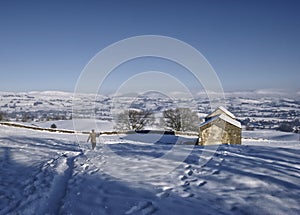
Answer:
top-left (0, 123), bottom-right (300, 214)
top-left (30, 119), bottom-right (115, 132)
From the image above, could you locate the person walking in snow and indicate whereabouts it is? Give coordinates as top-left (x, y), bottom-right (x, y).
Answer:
top-left (87, 129), bottom-right (99, 150)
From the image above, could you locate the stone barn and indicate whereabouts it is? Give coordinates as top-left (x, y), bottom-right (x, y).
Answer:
top-left (199, 106), bottom-right (241, 145)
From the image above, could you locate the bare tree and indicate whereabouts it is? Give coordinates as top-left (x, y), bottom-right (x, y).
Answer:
top-left (162, 108), bottom-right (199, 132)
top-left (180, 108), bottom-right (200, 132)
top-left (161, 108), bottom-right (181, 131)
top-left (115, 110), bottom-right (154, 130)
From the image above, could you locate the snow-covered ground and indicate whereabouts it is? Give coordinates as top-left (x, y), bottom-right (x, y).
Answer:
top-left (0, 123), bottom-right (300, 214)
top-left (31, 119), bottom-right (114, 132)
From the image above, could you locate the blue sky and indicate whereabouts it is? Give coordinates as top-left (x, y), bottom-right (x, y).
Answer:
top-left (0, 0), bottom-right (299, 93)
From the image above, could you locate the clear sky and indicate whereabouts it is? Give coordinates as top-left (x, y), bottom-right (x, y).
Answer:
top-left (1, 0), bottom-right (299, 93)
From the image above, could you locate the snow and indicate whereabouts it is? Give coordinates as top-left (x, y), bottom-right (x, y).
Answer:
top-left (32, 119), bottom-right (114, 132)
top-left (216, 106), bottom-right (236, 119)
top-left (219, 114), bottom-right (241, 128)
top-left (201, 114), bottom-right (242, 128)
top-left (1, 122), bottom-right (300, 214)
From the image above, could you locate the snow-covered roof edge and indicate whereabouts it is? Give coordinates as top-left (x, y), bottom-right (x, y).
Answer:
top-left (217, 106), bottom-right (236, 119)
top-left (200, 114), bottom-right (241, 128)
top-left (219, 114), bottom-right (241, 128)
top-left (200, 115), bottom-right (220, 127)
top-left (206, 106), bottom-right (236, 119)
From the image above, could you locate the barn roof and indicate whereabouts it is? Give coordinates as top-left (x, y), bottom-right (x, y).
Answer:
top-left (200, 114), bottom-right (241, 128)
top-left (207, 106), bottom-right (236, 119)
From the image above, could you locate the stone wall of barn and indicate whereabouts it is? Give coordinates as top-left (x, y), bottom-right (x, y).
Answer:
top-left (199, 119), bottom-right (241, 145)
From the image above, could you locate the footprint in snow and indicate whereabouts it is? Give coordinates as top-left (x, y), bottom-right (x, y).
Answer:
top-left (184, 164), bottom-right (191, 169)
top-left (88, 168), bottom-right (99, 175)
top-left (47, 159), bottom-right (54, 164)
top-left (212, 169), bottom-right (220, 175)
top-left (80, 163), bottom-right (89, 170)
top-left (156, 187), bottom-right (173, 199)
top-left (156, 191), bottom-right (170, 199)
top-left (178, 191), bottom-right (194, 198)
top-left (197, 180), bottom-right (207, 187)
top-left (186, 178), bottom-right (198, 183)
top-left (62, 153), bottom-right (68, 157)
top-left (185, 169), bottom-right (193, 176)
top-left (181, 181), bottom-right (190, 188)
top-left (179, 175), bottom-right (188, 181)
top-left (125, 201), bottom-right (157, 215)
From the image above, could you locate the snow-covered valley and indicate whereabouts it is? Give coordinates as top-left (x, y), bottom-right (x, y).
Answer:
top-left (0, 90), bottom-right (299, 132)
top-left (0, 90), bottom-right (299, 214)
